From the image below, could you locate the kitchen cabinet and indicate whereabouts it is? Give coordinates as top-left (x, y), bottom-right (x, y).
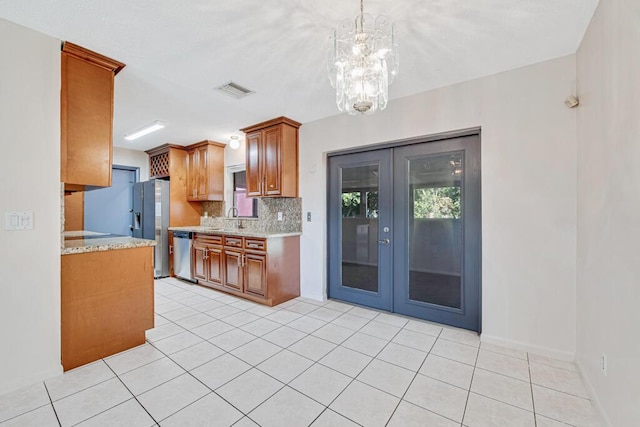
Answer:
top-left (145, 144), bottom-right (202, 227)
top-left (186, 140), bottom-right (225, 201)
top-left (223, 249), bottom-right (244, 292)
top-left (245, 252), bottom-right (267, 297)
top-left (193, 235), bottom-right (224, 286)
top-left (61, 42), bottom-right (125, 192)
top-left (192, 232), bottom-right (299, 306)
top-left (240, 117), bottom-right (301, 197)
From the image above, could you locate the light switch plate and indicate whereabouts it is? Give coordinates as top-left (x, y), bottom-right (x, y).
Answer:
top-left (5, 211), bottom-right (34, 230)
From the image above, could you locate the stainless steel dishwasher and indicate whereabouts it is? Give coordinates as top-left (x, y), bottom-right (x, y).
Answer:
top-left (173, 231), bottom-right (196, 283)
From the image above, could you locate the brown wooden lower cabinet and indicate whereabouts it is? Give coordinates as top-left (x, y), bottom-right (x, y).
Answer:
top-left (61, 246), bottom-right (154, 371)
top-left (223, 249), bottom-right (244, 292)
top-left (206, 245), bottom-right (224, 286)
top-left (245, 252), bottom-right (267, 297)
top-left (192, 233), bottom-right (299, 306)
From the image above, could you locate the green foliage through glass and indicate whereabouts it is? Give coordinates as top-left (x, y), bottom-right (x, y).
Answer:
top-left (413, 187), bottom-right (461, 219)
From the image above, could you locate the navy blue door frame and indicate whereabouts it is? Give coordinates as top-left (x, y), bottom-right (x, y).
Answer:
top-left (327, 131), bottom-right (482, 332)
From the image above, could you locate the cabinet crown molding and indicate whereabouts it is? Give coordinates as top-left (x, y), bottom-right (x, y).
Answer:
top-left (186, 140), bottom-right (227, 150)
top-left (240, 116), bottom-right (301, 133)
top-left (62, 42), bottom-right (125, 74)
top-left (145, 143), bottom-right (187, 156)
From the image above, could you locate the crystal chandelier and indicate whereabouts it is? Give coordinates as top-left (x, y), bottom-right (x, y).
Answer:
top-left (328, 0), bottom-right (399, 115)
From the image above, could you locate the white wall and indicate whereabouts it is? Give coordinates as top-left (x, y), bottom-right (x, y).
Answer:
top-left (0, 19), bottom-right (62, 395)
top-left (300, 55), bottom-right (578, 358)
top-left (576, 0), bottom-right (640, 424)
top-left (113, 146), bottom-right (150, 181)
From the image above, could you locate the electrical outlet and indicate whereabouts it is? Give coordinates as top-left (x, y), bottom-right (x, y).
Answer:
top-left (601, 353), bottom-right (608, 376)
top-left (277, 212), bottom-right (283, 221)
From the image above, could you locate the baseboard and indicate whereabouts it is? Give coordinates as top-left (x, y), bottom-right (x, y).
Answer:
top-left (300, 292), bottom-right (326, 303)
top-left (0, 364), bottom-right (63, 397)
top-left (480, 334), bottom-right (575, 361)
top-left (575, 359), bottom-right (613, 427)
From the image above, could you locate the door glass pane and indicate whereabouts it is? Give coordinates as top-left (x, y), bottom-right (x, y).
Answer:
top-left (408, 152), bottom-right (463, 308)
top-left (341, 164), bottom-right (379, 293)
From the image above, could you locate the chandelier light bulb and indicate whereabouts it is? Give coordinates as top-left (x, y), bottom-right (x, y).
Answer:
top-left (328, 0), bottom-right (398, 115)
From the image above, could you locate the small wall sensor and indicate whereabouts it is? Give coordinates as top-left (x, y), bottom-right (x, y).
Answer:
top-left (565, 95), bottom-right (580, 108)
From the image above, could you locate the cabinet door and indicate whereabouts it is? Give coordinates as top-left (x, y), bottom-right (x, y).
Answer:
top-left (196, 145), bottom-right (209, 200)
top-left (263, 125), bottom-right (282, 196)
top-left (224, 250), bottom-right (244, 292)
top-left (246, 132), bottom-right (262, 196)
top-left (245, 252), bottom-right (267, 297)
top-left (186, 149), bottom-right (198, 201)
top-left (206, 246), bottom-right (224, 286)
top-left (193, 244), bottom-right (207, 281)
top-left (61, 53), bottom-right (114, 187)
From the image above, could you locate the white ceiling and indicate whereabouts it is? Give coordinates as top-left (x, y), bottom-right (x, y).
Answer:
top-left (0, 0), bottom-right (598, 151)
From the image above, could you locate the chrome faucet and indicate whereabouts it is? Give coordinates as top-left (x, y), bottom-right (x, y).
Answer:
top-left (227, 207), bottom-right (239, 218)
top-left (227, 207), bottom-right (240, 229)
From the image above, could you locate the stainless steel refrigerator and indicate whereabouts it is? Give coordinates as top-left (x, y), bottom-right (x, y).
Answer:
top-left (133, 179), bottom-right (170, 278)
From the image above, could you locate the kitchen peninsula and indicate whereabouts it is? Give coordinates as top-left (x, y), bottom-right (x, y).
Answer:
top-left (61, 231), bottom-right (155, 371)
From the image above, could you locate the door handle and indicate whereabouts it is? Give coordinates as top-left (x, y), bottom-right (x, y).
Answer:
top-left (377, 239), bottom-right (390, 245)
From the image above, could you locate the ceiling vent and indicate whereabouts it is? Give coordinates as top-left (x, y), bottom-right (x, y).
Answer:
top-left (214, 81), bottom-right (254, 99)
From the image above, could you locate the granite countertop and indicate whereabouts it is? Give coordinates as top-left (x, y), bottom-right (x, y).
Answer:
top-left (62, 231), bottom-right (156, 255)
top-left (169, 226), bottom-right (302, 238)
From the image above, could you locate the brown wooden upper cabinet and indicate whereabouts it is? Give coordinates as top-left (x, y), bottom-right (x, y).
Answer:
top-left (60, 42), bottom-right (125, 192)
top-left (185, 140), bottom-right (225, 201)
top-left (145, 144), bottom-right (202, 227)
top-left (240, 117), bottom-right (301, 198)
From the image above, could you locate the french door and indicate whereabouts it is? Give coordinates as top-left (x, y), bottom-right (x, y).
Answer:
top-left (328, 134), bottom-right (481, 331)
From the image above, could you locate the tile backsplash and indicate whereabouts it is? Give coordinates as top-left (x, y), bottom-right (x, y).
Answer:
top-left (201, 201), bottom-right (224, 218)
top-left (201, 198), bottom-right (301, 233)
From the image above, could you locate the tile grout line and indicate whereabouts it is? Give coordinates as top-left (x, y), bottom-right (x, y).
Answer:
top-left (383, 328), bottom-right (464, 427)
top-left (144, 337), bottom-right (252, 423)
top-left (321, 315), bottom-right (405, 426)
top-left (101, 361), bottom-right (160, 426)
top-left (43, 382), bottom-right (62, 427)
top-left (528, 352), bottom-right (538, 427)
top-left (460, 334), bottom-right (481, 427)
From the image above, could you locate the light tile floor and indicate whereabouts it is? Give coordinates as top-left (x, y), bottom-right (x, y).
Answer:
top-left (0, 278), bottom-right (603, 427)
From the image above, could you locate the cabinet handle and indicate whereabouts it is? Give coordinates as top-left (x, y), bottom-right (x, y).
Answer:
top-left (203, 248), bottom-right (208, 260)
top-left (169, 245), bottom-right (173, 254)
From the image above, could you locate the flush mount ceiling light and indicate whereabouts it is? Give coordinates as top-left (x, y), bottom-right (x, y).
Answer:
top-left (328, 0), bottom-right (399, 115)
top-left (229, 135), bottom-right (241, 150)
top-left (124, 120), bottom-right (165, 141)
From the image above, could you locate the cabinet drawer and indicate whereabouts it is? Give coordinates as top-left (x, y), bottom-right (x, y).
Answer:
top-left (195, 234), bottom-right (222, 245)
top-left (224, 236), bottom-right (243, 248)
top-left (245, 238), bottom-right (267, 252)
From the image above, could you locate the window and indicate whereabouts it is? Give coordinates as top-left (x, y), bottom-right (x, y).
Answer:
top-left (233, 171), bottom-right (257, 217)
top-left (341, 190), bottom-right (378, 218)
top-left (413, 186), bottom-right (461, 219)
